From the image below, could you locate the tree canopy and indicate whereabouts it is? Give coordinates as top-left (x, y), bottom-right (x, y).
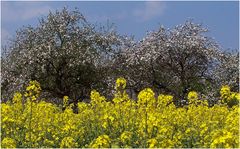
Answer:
top-left (1, 8), bottom-right (239, 106)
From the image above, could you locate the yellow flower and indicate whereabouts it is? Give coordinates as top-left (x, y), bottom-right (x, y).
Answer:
top-left (43, 139), bottom-right (54, 146)
top-left (1, 137), bottom-right (16, 148)
top-left (138, 88), bottom-right (155, 106)
top-left (63, 96), bottom-right (69, 107)
top-left (148, 138), bottom-right (158, 148)
top-left (220, 85), bottom-right (231, 97)
top-left (220, 85), bottom-right (239, 107)
top-left (157, 94), bottom-right (173, 106)
top-left (24, 80), bottom-right (41, 101)
top-left (188, 91), bottom-right (198, 105)
top-left (116, 77), bottom-right (127, 89)
top-left (188, 91), bottom-right (198, 100)
top-left (90, 90), bottom-right (106, 104)
top-left (1, 78), bottom-right (239, 148)
top-left (60, 137), bottom-right (78, 148)
top-left (89, 135), bottom-right (111, 148)
top-left (12, 92), bottom-right (22, 104)
top-left (120, 131), bottom-right (132, 144)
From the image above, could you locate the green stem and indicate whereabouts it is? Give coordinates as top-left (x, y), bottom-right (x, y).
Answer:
top-left (144, 101), bottom-right (148, 148)
top-left (29, 99), bottom-right (33, 147)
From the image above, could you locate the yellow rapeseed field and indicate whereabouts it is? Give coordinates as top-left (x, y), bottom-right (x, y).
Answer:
top-left (1, 78), bottom-right (239, 148)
